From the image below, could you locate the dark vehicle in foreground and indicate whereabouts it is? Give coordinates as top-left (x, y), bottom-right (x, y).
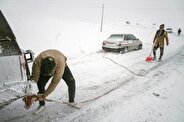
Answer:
top-left (0, 10), bottom-right (33, 83)
top-left (102, 34), bottom-right (143, 53)
top-left (0, 10), bottom-right (34, 107)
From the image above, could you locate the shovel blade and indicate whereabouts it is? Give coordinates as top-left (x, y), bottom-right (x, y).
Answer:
top-left (145, 56), bottom-right (153, 62)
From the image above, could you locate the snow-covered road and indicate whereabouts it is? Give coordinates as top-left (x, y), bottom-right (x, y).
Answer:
top-left (1, 33), bottom-right (184, 122)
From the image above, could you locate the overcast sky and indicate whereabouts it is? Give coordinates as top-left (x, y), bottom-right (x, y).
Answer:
top-left (0, 0), bottom-right (184, 24)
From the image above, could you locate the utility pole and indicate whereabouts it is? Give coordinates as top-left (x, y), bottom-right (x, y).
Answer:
top-left (100, 4), bottom-right (104, 32)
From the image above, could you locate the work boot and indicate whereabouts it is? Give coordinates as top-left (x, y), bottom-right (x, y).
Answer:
top-left (158, 57), bottom-right (162, 62)
top-left (153, 56), bottom-right (156, 60)
top-left (158, 56), bottom-right (162, 61)
top-left (37, 100), bottom-right (45, 109)
top-left (39, 100), bottom-right (45, 106)
top-left (37, 104), bottom-right (45, 110)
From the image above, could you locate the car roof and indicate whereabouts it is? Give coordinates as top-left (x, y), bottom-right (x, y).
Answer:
top-left (0, 10), bottom-right (16, 40)
top-left (166, 28), bottom-right (172, 30)
top-left (110, 34), bottom-right (133, 36)
top-left (0, 10), bottom-right (22, 56)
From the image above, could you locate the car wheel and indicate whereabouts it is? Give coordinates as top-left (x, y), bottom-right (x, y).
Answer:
top-left (124, 47), bottom-right (128, 53)
top-left (119, 47), bottom-right (128, 54)
top-left (119, 50), bottom-right (124, 54)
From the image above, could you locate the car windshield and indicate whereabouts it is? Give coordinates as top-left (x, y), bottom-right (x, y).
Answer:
top-left (108, 35), bottom-right (123, 40)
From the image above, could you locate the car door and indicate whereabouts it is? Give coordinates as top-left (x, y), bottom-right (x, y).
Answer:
top-left (129, 34), bottom-right (139, 49)
top-left (124, 35), bottom-right (134, 50)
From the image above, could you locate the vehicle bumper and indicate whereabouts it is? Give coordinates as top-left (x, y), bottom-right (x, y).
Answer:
top-left (102, 46), bottom-right (123, 52)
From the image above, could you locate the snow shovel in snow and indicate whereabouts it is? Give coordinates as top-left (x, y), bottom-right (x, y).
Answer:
top-left (145, 43), bottom-right (154, 62)
top-left (145, 55), bottom-right (153, 62)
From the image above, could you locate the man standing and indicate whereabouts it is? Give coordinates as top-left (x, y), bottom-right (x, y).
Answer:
top-left (31, 49), bottom-right (76, 109)
top-left (153, 24), bottom-right (169, 62)
top-left (178, 28), bottom-right (181, 36)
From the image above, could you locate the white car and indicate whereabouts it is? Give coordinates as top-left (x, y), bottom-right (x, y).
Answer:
top-left (102, 34), bottom-right (143, 53)
top-left (166, 28), bottom-right (173, 33)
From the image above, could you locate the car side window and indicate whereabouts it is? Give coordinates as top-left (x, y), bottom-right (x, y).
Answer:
top-left (124, 35), bottom-right (127, 40)
top-left (124, 35), bottom-right (131, 40)
top-left (129, 35), bottom-right (137, 40)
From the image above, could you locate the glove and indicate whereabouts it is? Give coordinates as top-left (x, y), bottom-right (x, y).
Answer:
top-left (23, 94), bottom-right (38, 109)
top-left (36, 94), bottom-right (45, 101)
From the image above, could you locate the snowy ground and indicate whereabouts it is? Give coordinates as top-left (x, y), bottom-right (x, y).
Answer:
top-left (0, 0), bottom-right (184, 122)
top-left (1, 33), bottom-right (184, 122)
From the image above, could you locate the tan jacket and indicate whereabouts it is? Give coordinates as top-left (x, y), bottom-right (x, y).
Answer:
top-left (31, 49), bottom-right (67, 97)
top-left (153, 30), bottom-right (169, 47)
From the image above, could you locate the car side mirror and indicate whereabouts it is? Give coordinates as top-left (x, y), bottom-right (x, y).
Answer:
top-left (24, 50), bottom-right (34, 63)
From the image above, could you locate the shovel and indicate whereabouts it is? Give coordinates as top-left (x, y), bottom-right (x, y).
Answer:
top-left (145, 43), bottom-right (154, 62)
top-left (145, 55), bottom-right (153, 62)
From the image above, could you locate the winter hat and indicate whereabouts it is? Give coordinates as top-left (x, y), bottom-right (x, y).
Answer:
top-left (41, 57), bottom-right (55, 75)
top-left (159, 24), bottom-right (164, 29)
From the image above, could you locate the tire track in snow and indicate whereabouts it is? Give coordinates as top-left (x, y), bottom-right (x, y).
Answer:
top-left (1, 45), bottom-right (184, 122)
top-left (54, 45), bottom-right (184, 121)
